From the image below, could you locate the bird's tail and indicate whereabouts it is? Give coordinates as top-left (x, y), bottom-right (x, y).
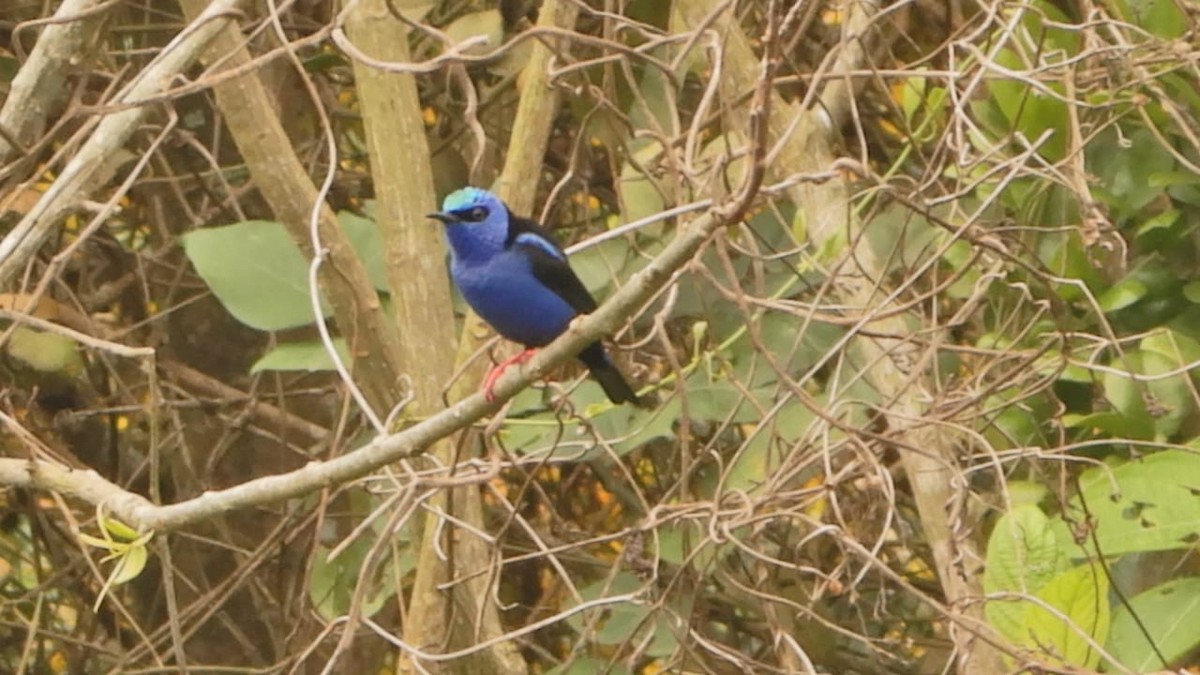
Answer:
top-left (579, 342), bottom-right (643, 406)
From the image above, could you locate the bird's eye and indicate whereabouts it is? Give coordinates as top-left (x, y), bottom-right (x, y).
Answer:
top-left (469, 206), bottom-right (488, 221)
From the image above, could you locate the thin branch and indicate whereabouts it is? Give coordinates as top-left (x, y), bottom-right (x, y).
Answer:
top-left (0, 0), bottom-right (250, 286)
top-left (0, 159), bottom-right (804, 532)
top-left (0, 0), bottom-right (111, 164)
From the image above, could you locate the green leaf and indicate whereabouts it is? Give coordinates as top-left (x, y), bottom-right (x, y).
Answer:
top-left (1138, 331), bottom-right (1200, 438)
top-left (1063, 411), bottom-right (1154, 439)
top-left (338, 211), bottom-right (389, 292)
top-left (698, 132), bottom-right (748, 195)
top-left (1103, 349), bottom-right (1194, 439)
top-left (1008, 481), bottom-right (1050, 508)
top-left (1037, 229), bottom-right (1100, 297)
top-left (988, 45), bottom-right (1069, 161)
top-left (1091, 128), bottom-right (1175, 218)
top-left (1018, 563), bottom-right (1110, 669)
top-left (1183, 281), bottom-right (1200, 304)
top-left (1140, 328), bottom-right (1200, 367)
top-left (1126, 0), bottom-right (1187, 38)
top-left (443, 9), bottom-right (504, 55)
top-left (1058, 450), bottom-right (1200, 557)
top-left (5, 326), bottom-right (85, 376)
top-left (184, 218), bottom-right (387, 331)
top-left (110, 545), bottom-right (148, 586)
top-left (101, 516), bottom-right (141, 542)
top-left (657, 522), bottom-right (729, 569)
top-left (752, 312), bottom-right (845, 382)
top-left (569, 237), bottom-right (634, 298)
top-left (982, 394), bottom-right (1047, 450)
top-left (1148, 171), bottom-right (1200, 189)
top-left (565, 573), bottom-right (674, 655)
top-left (725, 434), bottom-right (774, 494)
top-left (628, 64), bottom-right (677, 138)
top-left (1098, 277), bottom-right (1148, 313)
top-left (1135, 209), bottom-right (1180, 240)
top-left (682, 383), bottom-right (769, 423)
top-left (546, 658), bottom-right (633, 675)
top-left (0, 54), bottom-right (17, 82)
top-left (864, 203), bottom-right (938, 275)
top-left (617, 142), bottom-right (666, 226)
top-left (308, 498), bottom-right (407, 622)
top-left (985, 505), bottom-right (1068, 642)
top-left (725, 400), bottom-right (815, 494)
top-left (1106, 576), bottom-right (1200, 672)
top-left (302, 50), bottom-right (347, 73)
top-left (602, 396), bottom-right (677, 456)
top-left (250, 340), bottom-right (351, 373)
top-left (183, 221), bottom-right (325, 331)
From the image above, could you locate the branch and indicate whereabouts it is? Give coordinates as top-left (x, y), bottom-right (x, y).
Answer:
top-left (675, 2), bottom-right (1006, 671)
top-left (0, 0), bottom-right (108, 166)
top-left (0, 179), bottom-right (755, 530)
top-left (341, 0), bottom-right (526, 672)
top-left (0, 0), bottom-right (249, 287)
top-left (175, 0), bottom-right (408, 416)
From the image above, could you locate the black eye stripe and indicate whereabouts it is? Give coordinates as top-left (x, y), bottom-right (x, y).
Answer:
top-left (454, 206), bottom-right (489, 222)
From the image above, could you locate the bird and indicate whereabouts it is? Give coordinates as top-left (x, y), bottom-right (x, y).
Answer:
top-left (429, 187), bottom-right (641, 405)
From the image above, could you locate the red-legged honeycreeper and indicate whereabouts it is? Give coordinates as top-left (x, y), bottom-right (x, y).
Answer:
top-left (429, 187), bottom-right (641, 405)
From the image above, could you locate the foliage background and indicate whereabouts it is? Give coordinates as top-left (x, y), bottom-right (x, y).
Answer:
top-left (1, 0), bottom-right (1200, 673)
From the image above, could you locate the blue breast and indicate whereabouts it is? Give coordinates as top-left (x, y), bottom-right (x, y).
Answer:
top-left (452, 249), bottom-right (577, 347)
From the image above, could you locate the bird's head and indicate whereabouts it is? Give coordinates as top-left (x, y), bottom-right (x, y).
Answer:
top-left (428, 187), bottom-right (509, 262)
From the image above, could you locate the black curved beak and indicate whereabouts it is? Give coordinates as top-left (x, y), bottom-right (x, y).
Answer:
top-left (427, 212), bottom-right (454, 224)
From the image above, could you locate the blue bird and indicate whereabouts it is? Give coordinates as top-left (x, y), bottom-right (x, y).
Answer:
top-left (429, 187), bottom-right (641, 405)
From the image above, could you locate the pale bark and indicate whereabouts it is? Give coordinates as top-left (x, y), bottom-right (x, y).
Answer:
top-left (0, 0), bottom-right (108, 165)
top-left (0, 0), bottom-right (249, 286)
top-left (176, 0), bottom-right (408, 415)
top-left (674, 1), bottom-right (1005, 671)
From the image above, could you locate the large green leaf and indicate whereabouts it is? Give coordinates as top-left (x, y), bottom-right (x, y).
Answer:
top-left (1057, 451), bottom-right (1200, 556)
top-left (183, 218), bottom-right (387, 332)
top-left (988, 47), bottom-right (1069, 161)
top-left (1101, 347), bottom-right (1196, 440)
top-left (1098, 277), bottom-right (1148, 314)
top-left (657, 521), bottom-right (728, 569)
top-left (184, 220), bottom-right (325, 331)
top-left (1117, 0), bottom-right (1187, 38)
top-left (1019, 563), bottom-right (1110, 669)
top-left (251, 340), bottom-right (350, 373)
top-left (985, 505), bottom-right (1069, 642)
top-left (1090, 128), bottom-right (1176, 219)
top-left (1106, 576), bottom-right (1200, 672)
top-left (724, 398), bottom-right (817, 494)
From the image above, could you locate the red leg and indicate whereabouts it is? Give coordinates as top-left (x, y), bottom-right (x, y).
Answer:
top-left (483, 348), bottom-right (538, 402)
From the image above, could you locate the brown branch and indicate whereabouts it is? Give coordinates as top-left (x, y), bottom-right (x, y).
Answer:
top-left (0, 0), bottom-right (250, 287)
top-left (0, 0), bottom-right (110, 165)
top-left (340, 0), bottom-right (526, 672)
top-left (175, 0), bottom-right (408, 416)
top-left (0, 173), bottom-right (756, 529)
top-left (159, 360), bottom-right (328, 443)
top-left (674, 1), bottom-right (1006, 671)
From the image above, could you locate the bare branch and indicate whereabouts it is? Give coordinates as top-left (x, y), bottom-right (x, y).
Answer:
top-left (0, 0), bottom-right (250, 286)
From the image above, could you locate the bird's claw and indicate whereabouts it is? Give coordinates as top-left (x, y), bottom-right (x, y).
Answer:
top-left (482, 348), bottom-right (537, 402)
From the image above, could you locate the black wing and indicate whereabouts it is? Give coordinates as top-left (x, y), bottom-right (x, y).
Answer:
top-left (506, 211), bottom-right (598, 314)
